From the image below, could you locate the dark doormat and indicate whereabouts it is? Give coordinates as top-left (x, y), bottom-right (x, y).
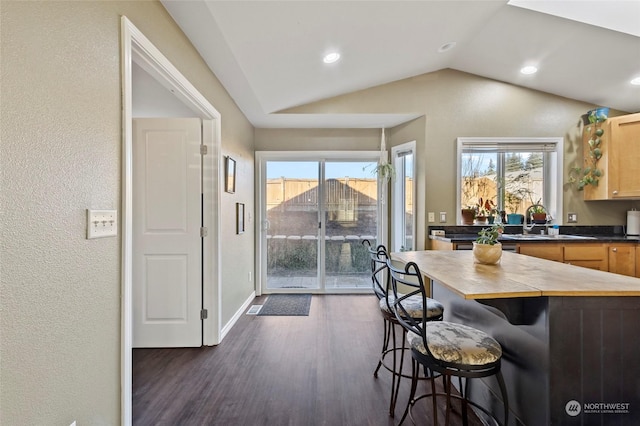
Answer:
top-left (258, 294), bottom-right (312, 316)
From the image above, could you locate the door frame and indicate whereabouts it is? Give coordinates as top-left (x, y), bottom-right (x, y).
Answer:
top-left (255, 151), bottom-right (385, 296)
top-left (121, 16), bottom-right (222, 425)
top-left (390, 141), bottom-right (416, 252)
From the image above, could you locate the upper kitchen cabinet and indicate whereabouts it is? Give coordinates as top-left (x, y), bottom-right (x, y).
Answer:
top-left (583, 113), bottom-right (640, 200)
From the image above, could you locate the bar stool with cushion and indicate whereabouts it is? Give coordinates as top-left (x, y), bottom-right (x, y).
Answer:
top-left (388, 259), bottom-right (509, 426)
top-left (362, 240), bottom-right (444, 417)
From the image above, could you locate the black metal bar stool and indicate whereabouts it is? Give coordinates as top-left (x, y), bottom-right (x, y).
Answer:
top-left (388, 260), bottom-right (509, 426)
top-left (363, 241), bottom-right (444, 417)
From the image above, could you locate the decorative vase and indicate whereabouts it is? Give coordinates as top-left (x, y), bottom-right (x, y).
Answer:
top-left (473, 242), bottom-right (502, 265)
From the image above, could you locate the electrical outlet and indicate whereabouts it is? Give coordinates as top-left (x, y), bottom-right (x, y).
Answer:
top-left (87, 209), bottom-right (118, 239)
top-left (428, 212), bottom-right (435, 222)
top-left (439, 212), bottom-right (447, 223)
top-left (567, 212), bottom-right (578, 223)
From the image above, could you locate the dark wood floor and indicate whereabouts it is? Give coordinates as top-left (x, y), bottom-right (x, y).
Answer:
top-left (133, 295), bottom-right (483, 425)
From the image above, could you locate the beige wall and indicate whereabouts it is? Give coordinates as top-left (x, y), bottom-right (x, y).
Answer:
top-left (388, 117), bottom-right (427, 248)
top-left (283, 69), bottom-right (640, 243)
top-left (0, 1), bottom-right (254, 424)
top-left (255, 127), bottom-right (380, 151)
top-left (2, 2), bottom-right (637, 424)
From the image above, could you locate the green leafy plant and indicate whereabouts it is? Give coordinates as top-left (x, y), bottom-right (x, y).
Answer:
top-left (529, 199), bottom-right (545, 213)
top-left (363, 162), bottom-right (396, 182)
top-left (475, 223), bottom-right (504, 245)
top-left (569, 108), bottom-right (608, 190)
top-left (375, 162), bottom-right (396, 182)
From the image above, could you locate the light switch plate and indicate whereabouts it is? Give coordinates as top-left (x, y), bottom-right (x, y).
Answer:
top-left (428, 212), bottom-right (435, 222)
top-left (439, 212), bottom-right (447, 223)
top-left (87, 209), bottom-right (118, 239)
top-left (567, 212), bottom-right (578, 223)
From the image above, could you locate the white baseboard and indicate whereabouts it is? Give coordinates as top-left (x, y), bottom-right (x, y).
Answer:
top-left (220, 291), bottom-right (256, 341)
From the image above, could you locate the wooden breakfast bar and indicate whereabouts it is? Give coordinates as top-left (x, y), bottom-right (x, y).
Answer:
top-left (391, 250), bottom-right (640, 426)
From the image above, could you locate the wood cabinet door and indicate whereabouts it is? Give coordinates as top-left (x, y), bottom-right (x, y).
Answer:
top-left (518, 243), bottom-right (563, 262)
top-left (609, 244), bottom-right (636, 277)
top-left (563, 243), bottom-right (608, 270)
top-left (430, 239), bottom-right (454, 250)
top-left (637, 248), bottom-right (640, 279)
top-left (609, 113), bottom-right (640, 198)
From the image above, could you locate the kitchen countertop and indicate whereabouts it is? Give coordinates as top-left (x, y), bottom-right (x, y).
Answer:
top-left (391, 250), bottom-right (640, 299)
top-left (429, 233), bottom-right (640, 243)
top-left (427, 225), bottom-right (640, 243)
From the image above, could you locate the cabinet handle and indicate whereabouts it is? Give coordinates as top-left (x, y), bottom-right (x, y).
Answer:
top-left (613, 190), bottom-right (619, 195)
top-left (612, 248), bottom-right (617, 252)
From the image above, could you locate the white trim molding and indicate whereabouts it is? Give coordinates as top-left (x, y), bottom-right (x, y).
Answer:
top-left (120, 16), bottom-right (222, 426)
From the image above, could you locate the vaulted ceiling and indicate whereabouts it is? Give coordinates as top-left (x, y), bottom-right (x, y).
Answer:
top-left (161, 0), bottom-right (640, 128)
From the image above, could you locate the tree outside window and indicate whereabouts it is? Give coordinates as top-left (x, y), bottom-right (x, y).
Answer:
top-left (461, 152), bottom-right (544, 216)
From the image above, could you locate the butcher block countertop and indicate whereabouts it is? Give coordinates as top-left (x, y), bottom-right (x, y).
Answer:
top-left (391, 250), bottom-right (640, 299)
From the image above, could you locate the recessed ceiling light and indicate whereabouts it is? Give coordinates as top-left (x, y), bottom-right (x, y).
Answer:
top-left (631, 77), bottom-right (640, 86)
top-left (520, 65), bottom-right (538, 75)
top-left (323, 52), bottom-right (340, 64)
top-left (438, 42), bottom-right (457, 53)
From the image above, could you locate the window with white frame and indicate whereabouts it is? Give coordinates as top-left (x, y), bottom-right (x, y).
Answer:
top-left (456, 137), bottom-right (563, 224)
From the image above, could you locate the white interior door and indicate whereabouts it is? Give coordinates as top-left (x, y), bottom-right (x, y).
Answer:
top-left (133, 118), bottom-right (203, 348)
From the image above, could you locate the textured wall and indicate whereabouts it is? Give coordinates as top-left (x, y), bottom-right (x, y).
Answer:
top-left (254, 128), bottom-right (380, 151)
top-left (283, 69), bottom-right (640, 232)
top-left (0, 1), bottom-right (254, 424)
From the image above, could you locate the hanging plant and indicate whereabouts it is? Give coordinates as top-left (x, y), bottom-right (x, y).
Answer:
top-left (364, 128), bottom-right (396, 182)
top-left (569, 107), bottom-right (608, 190)
top-left (375, 162), bottom-right (396, 183)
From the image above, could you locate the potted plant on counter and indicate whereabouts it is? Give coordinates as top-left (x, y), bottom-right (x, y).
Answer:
top-left (475, 198), bottom-right (496, 225)
top-left (530, 204), bottom-right (547, 224)
top-left (473, 223), bottom-right (504, 265)
top-left (461, 207), bottom-right (476, 225)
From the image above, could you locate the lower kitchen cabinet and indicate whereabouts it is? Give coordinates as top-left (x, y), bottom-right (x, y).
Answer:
top-left (430, 239), bottom-right (454, 250)
top-left (609, 243), bottom-right (636, 277)
top-left (519, 242), bottom-right (636, 277)
top-left (563, 243), bottom-right (608, 271)
top-left (518, 243), bottom-right (563, 262)
top-left (431, 239), bottom-right (638, 277)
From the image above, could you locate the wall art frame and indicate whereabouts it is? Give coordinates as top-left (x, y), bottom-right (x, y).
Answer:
top-left (225, 156), bottom-right (236, 194)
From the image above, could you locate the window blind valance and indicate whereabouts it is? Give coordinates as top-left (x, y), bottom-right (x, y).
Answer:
top-left (461, 142), bottom-right (558, 153)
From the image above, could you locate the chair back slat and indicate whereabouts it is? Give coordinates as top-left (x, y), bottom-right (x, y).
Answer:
top-left (363, 240), bottom-right (392, 309)
top-left (387, 260), bottom-right (433, 358)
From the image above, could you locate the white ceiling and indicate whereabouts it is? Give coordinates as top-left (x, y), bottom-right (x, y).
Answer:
top-left (161, 0), bottom-right (640, 129)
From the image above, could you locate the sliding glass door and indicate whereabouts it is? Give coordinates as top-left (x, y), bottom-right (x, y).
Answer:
top-left (324, 161), bottom-right (379, 290)
top-left (264, 160), bottom-right (320, 290)
top-left (257, 152), bottom-right (383, 293)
